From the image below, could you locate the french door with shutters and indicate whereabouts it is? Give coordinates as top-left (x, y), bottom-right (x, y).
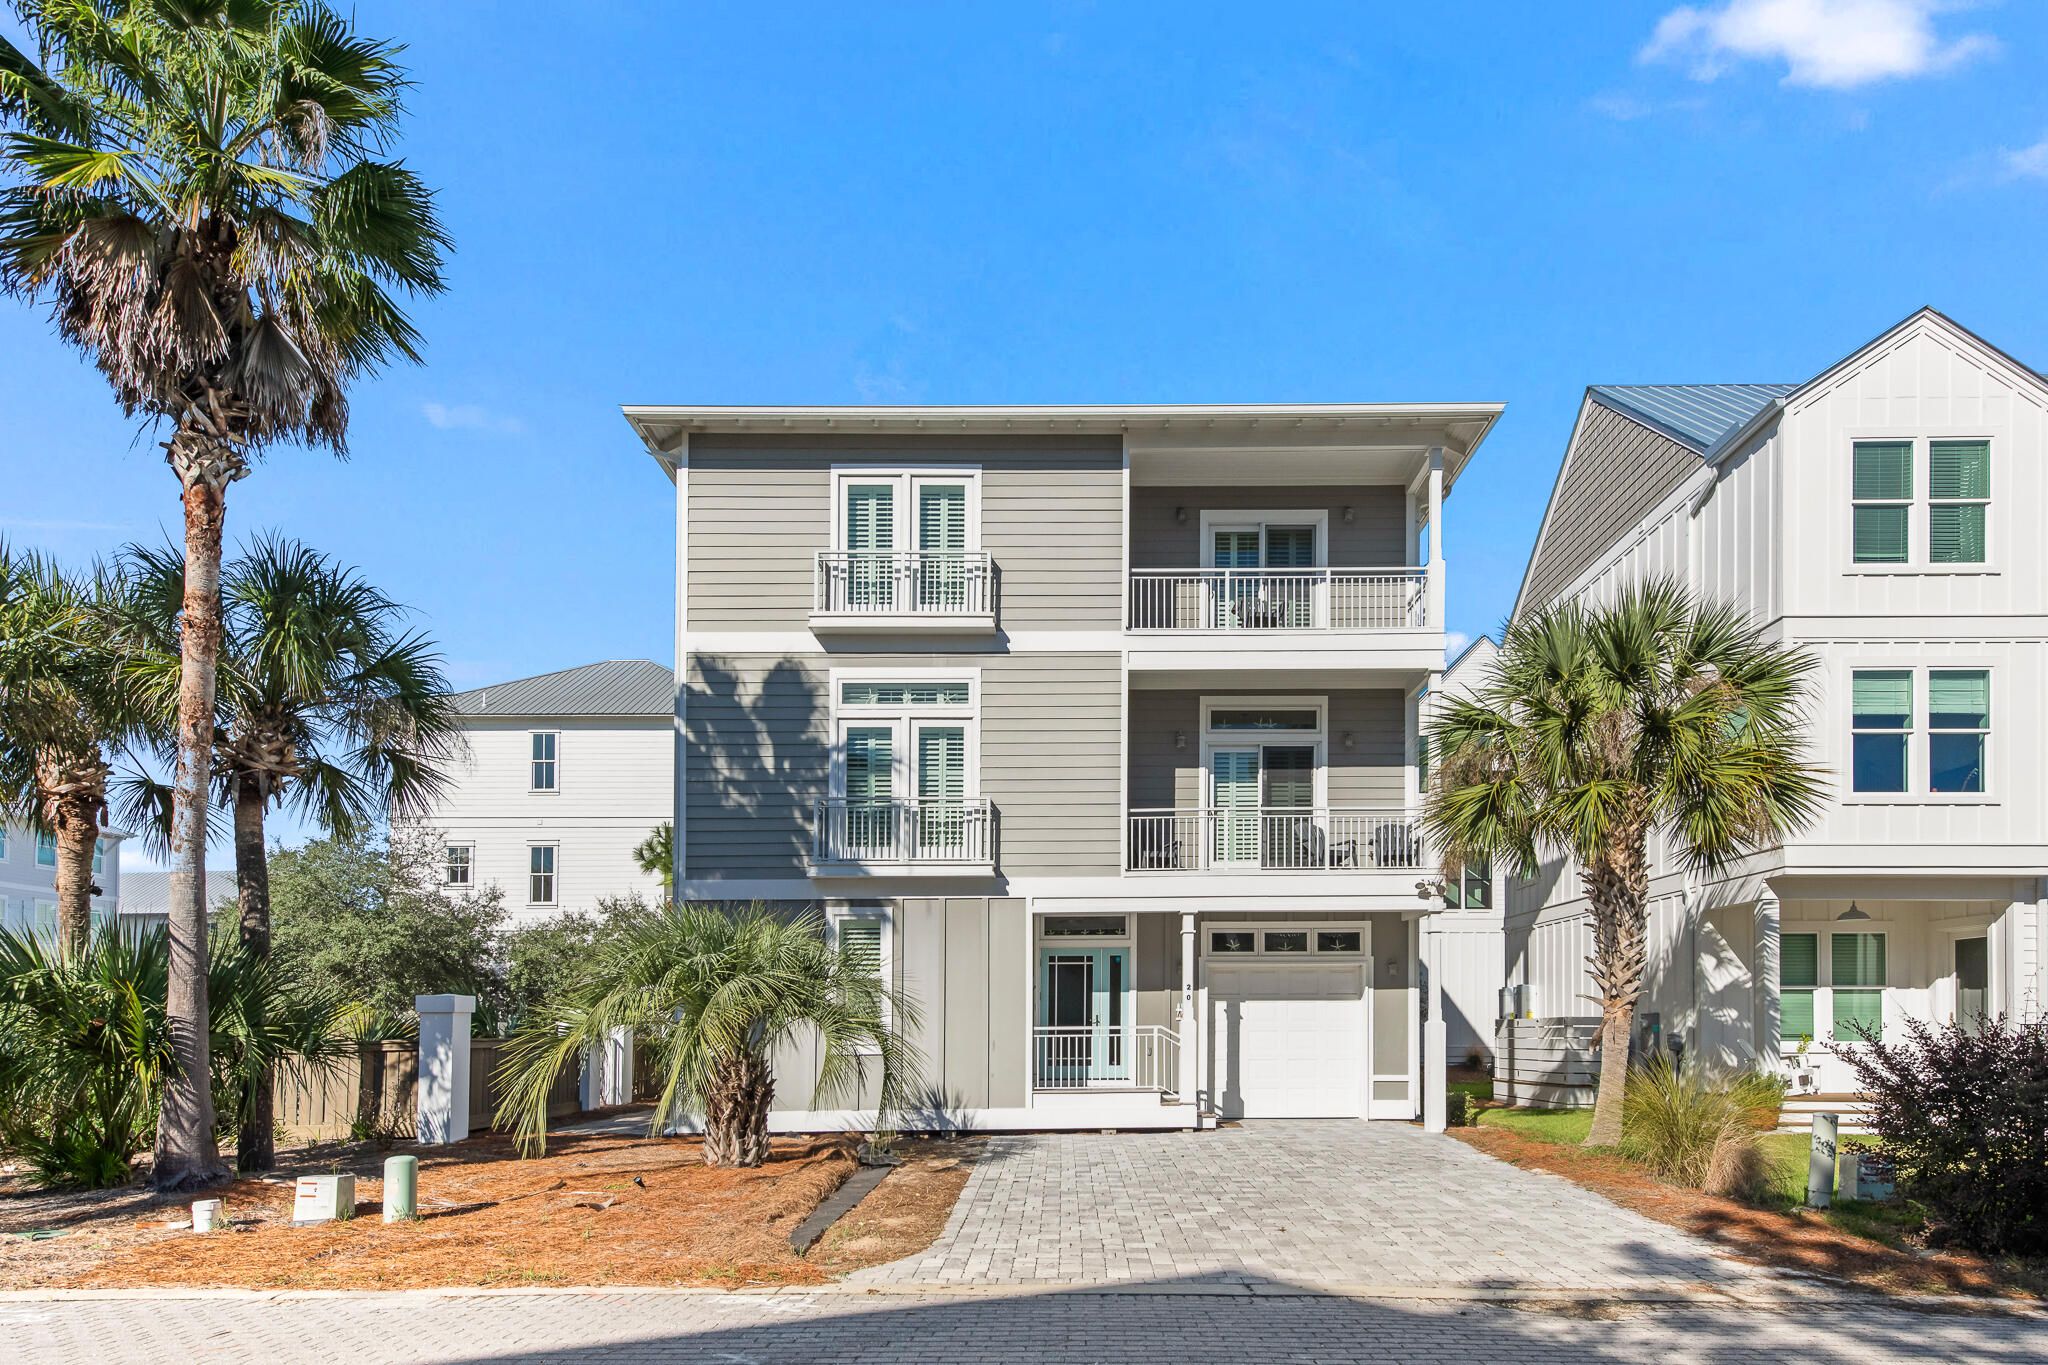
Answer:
top-left (835, 705), bottom-right (975, 861)
top-left (835, 470), bottom-right (980, 613)
top-left (842, 724), bottom-right (897, 856)
top-left (1038, 949), bottom-right (1131, 1083)
top-left (914, 721), bottom-right (968, 856)
top-left (1210, 744), bottom-right (1319, 867)
top-left (1207, 523), bottom-right (1320, 627)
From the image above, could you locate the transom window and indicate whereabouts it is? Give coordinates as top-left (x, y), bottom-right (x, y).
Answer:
top-left (530, 732), bottom-right (558, 791)
top-left (842, 682), bottom-right (970, 706)
top-left (1851, 438), bottom-right (1991, 566)
top-left (1043, 915), bottom-right (1127, 937)
top-left (1206, 924), bottom-right (1364, 956)
top-left (528, 845), bottom-right (556, 905)
top-left (1851, 667), bottom-right (1989, 794)
top-left (1781, 929), bottom-right (1887, 1044)
top-left (1208, 708), bottom-right (1319, 731)
top-left (444, 844), bottom-right (473, 887)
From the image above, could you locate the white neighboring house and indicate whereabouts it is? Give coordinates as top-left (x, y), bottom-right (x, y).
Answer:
top-left (116, 869), bottom-right (237, 938)
top-left (0, 817), bottom-right (126, 939)
top-left (1425, 635), bottom-right (1507, 1067)
top-left (1506, 308), bottom-right (2048, 1119)
top-left (422, 660), bottom-right (674, 927)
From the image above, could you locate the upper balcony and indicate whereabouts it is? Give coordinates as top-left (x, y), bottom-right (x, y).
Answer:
top-left (1128, 567), bottom-right (1428, 632)
top-left (810, 550), bottom-right (997, 635)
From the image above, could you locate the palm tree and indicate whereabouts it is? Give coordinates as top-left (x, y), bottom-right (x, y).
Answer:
top-left (0, 544), bottom-right (149, 955)
top-left (118, 535), bottom-right (460, 1169)
top-left (497, 903), bottom-right (921, 1167)
top-left (1, 2), bottom-right (448, 1190)
top-left (633, 823), bottom-right (674, 895)
top-left (1424, 579), bottom-right (1826, 1147)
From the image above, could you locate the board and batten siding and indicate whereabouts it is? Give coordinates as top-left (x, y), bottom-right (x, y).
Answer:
top-left (1126, 690), bottom-right (1408, 809)
top-left (685, 651), bottom-right (1123, 877)
top-left (1129, 485), bottom-right (1407, 568)
top-left (685, 435), bottom-right (1125, 632)
top-left (1521, 401), bottom-right (1701, 608)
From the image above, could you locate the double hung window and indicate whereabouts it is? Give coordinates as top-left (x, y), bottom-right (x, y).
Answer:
top-left (444, 844), bottom-right (473, 887)
top-left (530, 732), bottom-right (558, 791)
top-left (528, 845), bottom-right (556, 905)
top-left (1851, 438), bottom-right (1991, 566)
top-left (1780, 930), bottom-right (1887, 1045)
top-left (1850, 667), bottom-right (1990, 794)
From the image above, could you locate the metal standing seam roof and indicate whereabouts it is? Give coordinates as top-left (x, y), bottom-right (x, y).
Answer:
top-left (118, 870), bottom-right (236, 916)
top-left (448, 659), bottom-right (674, 718)
top-left (1587, 383), bottom-right (1798, 454)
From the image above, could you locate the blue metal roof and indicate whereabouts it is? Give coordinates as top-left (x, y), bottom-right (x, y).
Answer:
top-left (1587, 383), bottom-right (1797, 454)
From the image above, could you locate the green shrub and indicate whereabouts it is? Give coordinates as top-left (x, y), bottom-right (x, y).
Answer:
top-left (1444, 1090), bottom-right (1473, 1127)
top-left (1620, 1057), bottom-right (1783, 1200)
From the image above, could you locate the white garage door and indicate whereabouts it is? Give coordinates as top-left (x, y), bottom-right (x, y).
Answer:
top-left (1208, 962), bottom-right (1366, 1119)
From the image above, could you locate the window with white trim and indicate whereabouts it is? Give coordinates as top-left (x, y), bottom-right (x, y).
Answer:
top-left (1851, 667), bottom-right (1990, 795)
top-left (1850, 670), bottom-right (1910, 793)
top-left (0, 825), bottom-right (9, 860)
top-left (832, 677), bottom-right (977, 857)
top-left (1928, 670), bottom-right (1988, 794)
top-left (36, 831), bottom-right (56, 867)
top-left (832, 468), bottom-right (982, 612)
top-left (33, 899), bottom-right (56, 937)
top-left (528, 845), bottom-right (557, 905)
top-left (93, 838), bottom-right (106, 876)
top-left (1780, 929), bottom-right (1887, 1045)
top-left (830, 906), bottom-right (892, 1042)
top-left (1452, 859), bottom-right (1492, 910)
top-left (530, 732), bottom-right (558, 791)
top-left (1851, 438), bottom-right (1991, 566)
top-left (444, 844), bottom-right (473, 887)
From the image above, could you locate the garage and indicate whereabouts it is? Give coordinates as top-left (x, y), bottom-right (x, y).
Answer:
top-left (1207, 957), bottom-right (1368, 1119)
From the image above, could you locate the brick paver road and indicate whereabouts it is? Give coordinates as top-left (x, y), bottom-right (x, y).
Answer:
top-left (5, 1289), bottom-right (2043, 1364)
top-left (855, 1120), bottom-right (1744, 1290)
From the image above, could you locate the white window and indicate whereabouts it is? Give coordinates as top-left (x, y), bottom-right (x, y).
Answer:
top-left (33, 899), bottom-right (57, 937)
top-left (1851, 437), bottom-right (1991, 567)
top-left (1201, 698), bottom-right (1327, 866)
top-left (830, 905), bottom-right (893, 1042)
top-left (829, 673), bottom-right (978, 857)
top-left (1197, 511), bottom-right (1329, 569)
top-left (444, 844), bottom-right (473, 887)
top-left (1204, 922), bottom-right (1366, 956)
top-left (1850, 666), bottom-right (1990, 796)
top-left (1780, 929), bottom-right (1887, 1045)
top-left (37, 831), bottom-right (56, 867)
top-left (0, 826), bottom-right (8, 860)
top-left (831, 468), bottom-right (982, 612)
top-left (92, 838), bottom-right (106, 876)
top-left (530, 732), bottom-right (558, 791)
top-left (528, 845), bottom-right (557, 905)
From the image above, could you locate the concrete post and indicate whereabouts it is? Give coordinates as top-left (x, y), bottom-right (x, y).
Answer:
top-left (581, 1025), bottom-right (635, 1109)
top-left (1178, 911), bottom-right (1199, 1122)
top-left (1753, 896), bottom-right (1781, 1069)
top-left (415, 994), bottom-right (474, 1145)
top-left (1423, 905), bottom-right (1448, 1134)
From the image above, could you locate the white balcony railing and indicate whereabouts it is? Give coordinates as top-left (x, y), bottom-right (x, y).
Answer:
top-left (1032, 1025), bottom-right (1179, 1092)
top-left (814, 551), bottom-right (993, 617)
top-left (1127, 567), bottom-right (1428, 631)
top-left (812, 798), bottom-right (993, 866)
top-left (1126, 807), bottom-right (1426, 872)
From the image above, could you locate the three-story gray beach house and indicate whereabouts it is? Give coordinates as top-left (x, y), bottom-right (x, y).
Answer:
top-left (625, 402), bottom-right (1503, 1131)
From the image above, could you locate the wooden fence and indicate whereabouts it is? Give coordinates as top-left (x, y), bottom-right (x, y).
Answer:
top-left (278, 1038), bottom-right (585, 1142)
top-left (1491, 1017), bottom-right (1601, 1108)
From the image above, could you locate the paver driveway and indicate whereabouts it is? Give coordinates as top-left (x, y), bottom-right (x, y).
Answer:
top-left (854, 1120), bottom-right (1745, 1290)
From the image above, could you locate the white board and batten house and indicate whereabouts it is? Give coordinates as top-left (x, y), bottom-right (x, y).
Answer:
top-left (1422, 634), bottom-right (1508, 1068)
top-left (0, 817), bottom-right (128, 939)
top-left (1503, 309), bottom-right (2048, 1123)
top-left (422, 660), bottom-right (675, 926)
top-left (628, 398), bottom-right (1507, 1134)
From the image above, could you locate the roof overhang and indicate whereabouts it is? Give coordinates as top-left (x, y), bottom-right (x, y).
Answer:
top-left (622, 402), bottom-right (1506, 491)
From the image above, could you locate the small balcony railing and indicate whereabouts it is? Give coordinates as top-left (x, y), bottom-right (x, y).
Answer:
top-left (1126, 807), bottom-right (1425, 872)
top-left (1127, 567), bottom-right (1427, 631)
top-left (812, 797), bottom-right (993, 866)
top-left (814, 551), bottom-right (993, 617)
top-left (1032, 1025), bottom-right (1179, 1092)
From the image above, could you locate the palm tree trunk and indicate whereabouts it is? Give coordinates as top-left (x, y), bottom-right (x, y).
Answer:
top-left (50, 792), bottom-right (101, 956)
top-left (233, 770), bottom-right (275, 1171)
top-left (153, 474), bottom-right (231, 1192)
top-left (702, 1054), bottom-right (775, 1167)
top-left (1581, 833), bottom-right (1650, 1149)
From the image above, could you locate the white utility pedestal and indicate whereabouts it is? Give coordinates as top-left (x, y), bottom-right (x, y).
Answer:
top-left (416, 993), bottom-right (475, 1145)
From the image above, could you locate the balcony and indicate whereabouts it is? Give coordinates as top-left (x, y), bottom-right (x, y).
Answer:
top-left (1126, 807), bottom-right (1425, 873)
top-left (1033, 1025), bottom-right (1180, 1093)
top-left (811, 551), bottom-right (996, 634)
top-left (810, 797), bottom-right (995, 874)
top-left (1128, 567), bottom-right (1427, 632)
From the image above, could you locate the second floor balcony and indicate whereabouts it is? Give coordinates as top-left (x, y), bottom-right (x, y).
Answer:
top-left (1128, 567), bottom-right (1428, 632)
top-left (810, 796), bottom-right (995, 873)
top-left (811, 551), bottom-right (996, 634)
top-left (1126, 807), bottom-right (1425, 873)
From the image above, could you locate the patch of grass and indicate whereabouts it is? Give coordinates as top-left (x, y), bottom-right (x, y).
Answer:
top-left (1449, 1079), bottom-right (1490, 1105)
top-left (1474, 1106), bottom-right (1593, 1145)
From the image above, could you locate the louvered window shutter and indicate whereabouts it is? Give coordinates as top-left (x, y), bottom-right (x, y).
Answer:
top-left (839, 919), bottom-right (883, 978)
top-left (1264, 526), bottom-right (1316, 567)
top-left (917, 485), bottom-right (968, 609)
top-left (845, 728), bottom-right (893, 803)
top-left (847, 485), bottom-right (896, 610)
top-left (1780, 932), bottom-right (1818, 1043)
top-left (1852, 441), bottom-right (1912, 564)
top-left (1929, 440), bottom-right (1989, 564)
top-left (918, 727), bottom-right (965, 801)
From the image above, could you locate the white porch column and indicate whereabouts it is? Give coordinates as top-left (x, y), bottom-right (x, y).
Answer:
top-left (1423, 905), bottom-right (1448, 1134)
top-left (415, 994), bottom-right (475, 1145)
top-left (581, 1025), bottom-right (634, 1109)
top-left (1179, 912), bottom-right (1200, 1121)
top-left (1425, 447), bottom-right (1446, 631)
top-left (1753, 897), bottom-right (1781, 1067)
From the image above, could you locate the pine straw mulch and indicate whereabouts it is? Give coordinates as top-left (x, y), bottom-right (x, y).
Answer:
top-left (2, 1125), bottom-right (985, 1291)
top-left (1450, 1124), bottom-right (2041, 1302)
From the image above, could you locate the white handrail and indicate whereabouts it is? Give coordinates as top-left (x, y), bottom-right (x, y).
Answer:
top-left (1126, 807), bottom-right (1426, 872)
top-left (1032, 1024), bottom-right (1179, 1091)
top-left (812, 797), bottom-right (993, 864)
top-left (1127, 567), bottom-right (1428, 630)
top-left (815, 550), bottom-right (993, 615)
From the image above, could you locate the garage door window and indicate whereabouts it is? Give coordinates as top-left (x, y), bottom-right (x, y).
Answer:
top-left (1211, 931), bottom-right (1256, 953)
top-left (1206, 925), bottom-right (1365, 956)
top-left (1264, 931), bottom-right (1309, 952)
top-left (1317, 931), bottom-right (1361, 953)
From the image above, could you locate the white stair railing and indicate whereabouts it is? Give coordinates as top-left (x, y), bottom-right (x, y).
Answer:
top-left (1032, 1025), bottom-right (1179, 1092)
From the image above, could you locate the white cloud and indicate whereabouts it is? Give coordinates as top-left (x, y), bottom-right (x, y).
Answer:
top-left (1999, 131), bottom-right (2048, 181)
top-left (422, 402), bottom-right (525, 436)
top-left (1640, 0), bottom-right (1998, 90)
top-left (1444, 630), bottom-right (1472, 660)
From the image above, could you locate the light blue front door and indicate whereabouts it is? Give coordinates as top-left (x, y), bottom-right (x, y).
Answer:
top-left (1038, 949), bottom-right (1130, 1083)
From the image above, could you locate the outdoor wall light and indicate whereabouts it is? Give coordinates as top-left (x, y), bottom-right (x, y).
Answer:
top-left (1341, 505), bottom-right (1355, 523)
top-left (1174, 729), bottom-right (1188, 750)
top-left (1342, 731), bottom-right (1355, 749)
top-left (1174, 506), bottom-right (1189, 524)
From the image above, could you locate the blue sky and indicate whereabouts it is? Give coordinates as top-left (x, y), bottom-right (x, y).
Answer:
top-left (4, 1), bottom-right (2046, 868)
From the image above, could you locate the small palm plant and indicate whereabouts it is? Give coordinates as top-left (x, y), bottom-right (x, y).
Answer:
top-left (632, 823), bottom-right (674, 894)
top-left (497, 903), bottom-right (921, 1167)
top-left (1424, 579), bottom-right (1826, 1147)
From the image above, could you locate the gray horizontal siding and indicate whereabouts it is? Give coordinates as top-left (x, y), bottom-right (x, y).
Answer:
top-left (1522, 402), bottom-right (1699, 608)
top-left (686, 651), bottom-right (1122, 878)
top-left (1126, 690), bottom-right (1407, 809)
top-left (1130, 486), bottom-right (1407, 568)
top-left (687, 435), bottom-right (1123, 631)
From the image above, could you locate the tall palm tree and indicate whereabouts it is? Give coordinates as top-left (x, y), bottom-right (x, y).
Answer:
top-left (1424, 579), bottom-right (1827, 1147)
top-left (118, 534), bottom-right (459, 1168)
top-left (497, 903), bottom-right (921, 1168)
top-left (0, 544), bottom-right (149, 955)
top-left (1, 2), bottom-right (448, 1190)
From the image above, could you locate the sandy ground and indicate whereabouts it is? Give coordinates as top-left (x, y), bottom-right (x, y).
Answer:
top-left (0, 1122), bottom-right (983, 1290)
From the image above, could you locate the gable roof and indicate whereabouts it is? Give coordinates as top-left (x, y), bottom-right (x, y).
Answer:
top-left (449, 660), bottom-right (673, 718)
top-left (1585, 384), bottom-right (1796, 454)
